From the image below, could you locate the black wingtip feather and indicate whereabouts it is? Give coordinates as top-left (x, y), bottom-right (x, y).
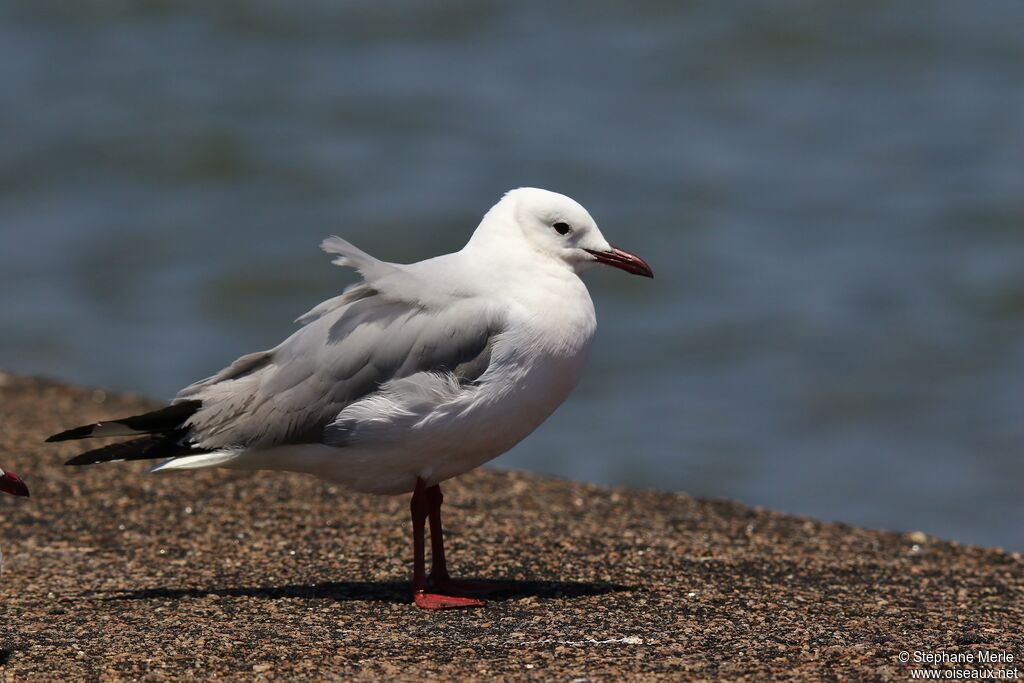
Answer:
top-left (64, 434), bottom-right (207, 466)
top-left (46, 400), bottom-right (202, 443)
top-left (47, 425), bottom-right (101, 442)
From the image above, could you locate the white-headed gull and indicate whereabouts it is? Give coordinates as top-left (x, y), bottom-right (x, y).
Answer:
top-left (0, 466), bottom-right (29, 497)
top-left (49, 187), bottom-right (652, 609)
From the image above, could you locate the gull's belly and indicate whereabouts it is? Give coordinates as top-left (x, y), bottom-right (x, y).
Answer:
top-left (429, 356), bottom-right (586, 477)
top-left (342, 304), bottom-right (597, 493)
top-left (307, 350), bottom-right (589, 494)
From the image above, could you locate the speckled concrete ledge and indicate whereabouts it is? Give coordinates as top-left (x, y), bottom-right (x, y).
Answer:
top-left (1, 372), bottom-right (1022, 681)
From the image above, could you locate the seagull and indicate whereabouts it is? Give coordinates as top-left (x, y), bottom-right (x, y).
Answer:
top-left (0, 466), bottom-right (29, 571)
top-left (48, 187), bottom-right (653, 609)
top-left (0, 466), bottom-right (29, 497)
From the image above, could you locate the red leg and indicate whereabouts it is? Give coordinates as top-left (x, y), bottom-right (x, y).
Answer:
top-left (426, 483), bottom-right (512, 597)
top-left (425, 484), bottom-right (451, 582)
top-left (411, 478), bottom-right (483, 609)
top-left (410, 478), bottom-right (429, 595)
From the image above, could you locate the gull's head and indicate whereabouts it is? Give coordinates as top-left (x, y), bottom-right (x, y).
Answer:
top-left (479, 188), bottom-right (653, 279)
top-left (0, 466), bottom-right (29, 497)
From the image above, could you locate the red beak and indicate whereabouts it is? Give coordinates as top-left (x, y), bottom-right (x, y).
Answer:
top-left (585, 245), bottom-right (654, 278)
top-left (0, 470), bottom-right (30, 497)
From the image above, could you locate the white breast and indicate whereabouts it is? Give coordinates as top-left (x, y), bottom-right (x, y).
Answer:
top-left (409, 279), bottom-right (598, 481)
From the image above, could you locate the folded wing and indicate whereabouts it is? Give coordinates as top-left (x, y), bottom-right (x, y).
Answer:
top-left (53, 239), bottom-right (502, 465)
top-left (177, 242), bottom-right (500, 450)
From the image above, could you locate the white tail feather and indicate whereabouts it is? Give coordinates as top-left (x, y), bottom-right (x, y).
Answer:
top-left (149, 451), bottom-right (239, 473)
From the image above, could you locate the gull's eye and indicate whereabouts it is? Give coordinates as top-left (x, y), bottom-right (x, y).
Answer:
top-left (552, 221), bottom-right (572, 236)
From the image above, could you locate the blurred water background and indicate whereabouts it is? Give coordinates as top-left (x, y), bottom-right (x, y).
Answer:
top-left (1, 1), bottom-right (1022, 549)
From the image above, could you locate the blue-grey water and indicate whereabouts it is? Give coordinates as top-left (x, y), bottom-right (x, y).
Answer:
top-left (1, 2), bottom-right (1022, 550)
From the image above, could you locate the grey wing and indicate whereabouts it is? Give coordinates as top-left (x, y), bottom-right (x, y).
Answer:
top-left (175, 292), bottom-right (500, 450)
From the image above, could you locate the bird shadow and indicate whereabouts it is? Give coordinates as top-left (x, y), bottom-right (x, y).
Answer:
top-left (101, 579), bottom-right (633, 605)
